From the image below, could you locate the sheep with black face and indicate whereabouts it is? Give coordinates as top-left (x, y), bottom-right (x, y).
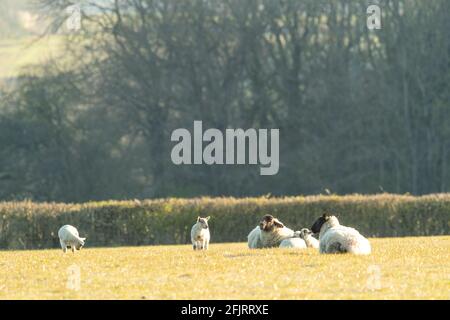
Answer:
top-left (259, 214), bottom-right (295, 248)
top-left (191, 216), bottom-right (211, 250)
top-left (311, 213), bottom-right (371, 255)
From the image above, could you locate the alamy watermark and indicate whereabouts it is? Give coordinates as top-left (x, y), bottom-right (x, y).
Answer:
top-left (367, 4), bottom-right (382, 30)
top-left (66, 264), bottom-right (81, 291)
top-left (366, 265), bottom-right (382, 290)
top-left (171, 121), bottom-right (279, 175)
top-left (66, 3), bottom-right (81, 31)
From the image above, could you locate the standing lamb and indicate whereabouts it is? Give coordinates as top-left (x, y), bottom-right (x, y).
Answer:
top-left (311, 213), bottom-right (371, 255)
top-left (298, 228), bottom-right (319, 249)
top-left (259, 214), bottom-right (295, 248)
top-left (247, 226), bottom-right (263, 249)
top-left (58, 225), bottom-right (86, 253)
top-left (191, 216), bottom-right (211, 250)
top-left (279, 231), bottom-right (307, 249)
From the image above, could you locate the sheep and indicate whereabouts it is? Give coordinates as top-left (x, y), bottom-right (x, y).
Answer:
top-left (58, 225), bottom-right (86, 253)
top-left (279, 231), bottom-right (307, 249)
top-left (247, 226), bottom-right (263, 249)
top-left (191, 216), bottom-right (210, 250)
top-left (298, 228), bottom-right (319, 249)
top-left (259, 214), bottom-right (295, 248)
top-left (311, 213), bottom-right (371, 255)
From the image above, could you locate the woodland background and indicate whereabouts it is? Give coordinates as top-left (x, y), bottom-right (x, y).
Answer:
top-left (0, 0), bottom-right (449, 202)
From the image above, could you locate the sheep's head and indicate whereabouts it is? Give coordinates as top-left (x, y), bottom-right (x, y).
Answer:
top-left (293, 231), bottom-right (302, 238)
top-left (259, 214), bottom-right (284, 232)
top-left (311, 213), bottom-right (338, 233)
top-left (75, 238), bottom-right (86, 250)
top-left (197, 216), bottom-right (210, 229)
top-left (299, 228), bottom-right (313, 239)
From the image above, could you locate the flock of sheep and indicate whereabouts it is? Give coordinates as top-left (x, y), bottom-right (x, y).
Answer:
top-left (57, 213), bottom-right (371, 255)
top-left (191, 213), bottom-right (371, 255)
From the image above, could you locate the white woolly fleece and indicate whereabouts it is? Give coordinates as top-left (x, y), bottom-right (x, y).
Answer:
top-left (260, 226), bottom-right (295, 248)
top-left (279, 237), bottom-right (307, 249)
top-left (191, 221), bottom-right (210, 250)
top-left (319, 217), bottom-right (371, 255)
top-left (302, 234), bottom-right (319, 249)
top-left (58, 225), bottom-right (85, 252)
top-left (247, 226), bottom-right (263, 249)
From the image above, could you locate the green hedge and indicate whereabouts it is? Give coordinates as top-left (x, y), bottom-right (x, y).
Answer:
top-left (0, 194), bottom-right (449, 249)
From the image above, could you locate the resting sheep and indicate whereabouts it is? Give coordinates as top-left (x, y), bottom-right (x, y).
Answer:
top-left (259, 214), bottom-right (295, 248)
top-left (191, 216), bottom-right (210, 250)
top-left (279, 231), bottom-right (307, 248)
top-left (298, 228), bottom-right (319, 249)
top-left (311, 213), bottom-right (371, 255)
top-left (58, 225), bottom-right (86, 253)
top-left (247, 226), bottom-right (263, 249)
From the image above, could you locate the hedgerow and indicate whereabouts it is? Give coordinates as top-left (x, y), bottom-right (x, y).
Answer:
top-left (0, 194), bottom-right (448, 249)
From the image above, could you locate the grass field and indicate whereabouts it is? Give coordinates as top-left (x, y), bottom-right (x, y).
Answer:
top-left (0, 236), bottom-right (449, 300)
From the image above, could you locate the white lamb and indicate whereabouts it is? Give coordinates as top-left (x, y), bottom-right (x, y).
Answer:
top-left (259, 214), bottom-right (295, 248)
top-left (58, 225), bottom-right (86, 253)
top-left (191, 216), bottom-right (210, 250)
top-left (279, 231), bottom-right (307, 249)
top-left (311, 214), bottom-right (371, 255)
top-left (299, 228), bottom-right (319, 249)
top-left (247, 226), bottom-right (263, 249)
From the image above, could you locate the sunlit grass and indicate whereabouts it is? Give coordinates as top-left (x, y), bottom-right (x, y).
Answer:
top-left (0, 236), bottom-right (448, 299)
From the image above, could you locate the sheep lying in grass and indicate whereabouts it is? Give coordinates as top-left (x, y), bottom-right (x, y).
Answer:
top-left (279, 231), bottom-right (307, 248)
top-left (259, 214), bottom-right (295, 248)
top-left (298, 228), bottom-right (319, 249)
top-left (247, 226), bottom-right (263, 249)
top-left (58, 225), bottom-right (86, 253)
top-left (311, 213), bottom-right (371, 255)
top-left (191, 216), bottom-right (210, 250)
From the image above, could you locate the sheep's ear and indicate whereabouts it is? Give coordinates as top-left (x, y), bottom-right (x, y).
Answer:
top-left (205, 216), bottom-right (210, 221)
top-left (81, 237), bottom-right (86, 241)
top-left (273, 219), bottom-right (284, 228)
top-left (197, 216), bottom-right (201, 222)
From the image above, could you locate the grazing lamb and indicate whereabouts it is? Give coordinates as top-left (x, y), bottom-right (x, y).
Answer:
top-left (279, 231), bottom-right (307, 249)
top-left (299, 228), bottom-right (319, 249)
top-left (247, 226), bottom-right (263, 249)
top-left (58, 225), bottom-right (86, 253)
top-left (311, 213), bottom-right (371, 255)
top-left (259, 214), bottom-right (295, 248)
top-left (191, 216), bottom-right (210, 250)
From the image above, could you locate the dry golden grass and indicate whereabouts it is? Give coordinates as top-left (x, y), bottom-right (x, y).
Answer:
top-left (0, 236), bottom-right (449, 300)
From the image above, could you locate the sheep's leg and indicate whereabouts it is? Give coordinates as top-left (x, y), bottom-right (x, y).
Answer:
top-left (60, 240), bottom-right (67, 253)
top-left (204, 240), bottom-right (209, 250)
top-left (202, 240), bottom-right (206, 250)
top-left (327, 242), bottom-right (346, 254)
top-left (71, 246), bottom-right (75, 253)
